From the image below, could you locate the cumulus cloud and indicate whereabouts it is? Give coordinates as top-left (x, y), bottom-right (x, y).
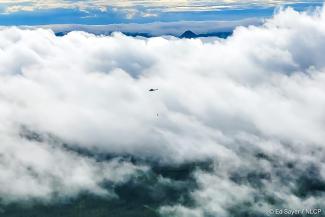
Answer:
top-left (0, 5), bottom-right (325, 216)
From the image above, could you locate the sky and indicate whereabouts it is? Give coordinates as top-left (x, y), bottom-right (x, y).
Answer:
top-left (0, 0), bottom-right (323, 25)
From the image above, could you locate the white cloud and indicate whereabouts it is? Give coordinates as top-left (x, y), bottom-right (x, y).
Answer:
top-left (0, 5), bottom-right (324, 215)
top-left (0, 0), bottom-right (322, 13)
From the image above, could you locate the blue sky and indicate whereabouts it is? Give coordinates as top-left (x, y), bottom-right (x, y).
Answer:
top-left (0, 1), bottom-right (323, 25)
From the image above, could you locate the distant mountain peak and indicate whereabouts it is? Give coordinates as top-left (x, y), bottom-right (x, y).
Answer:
top-left (180, 30), bottom-right (198, 39)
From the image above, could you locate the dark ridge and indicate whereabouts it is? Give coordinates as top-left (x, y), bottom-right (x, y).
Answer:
top-left (0, 161), bottom-right (213, 217)
top-left (122, 32), bottom-right (152, 38)
top-left (180, 30), bottom-right (232, 39)
top-left (255, 152), bottom-right (273, 162)
top-left (200, 31), bottom-right (232, 39)
top-left (54, 30), bottom-right (232, 39)
top-left (54, 32), bottom-right (69, 37)
top-left (293, 165), bottom-right (325, 198)
top-left (55, 31), bottom-right (152, 38)
top-left (180, 30), bottom-right (198, 38)
top-left (12, 126), bottom-right (215, 217)
top-left (227, 204), bottom-right (270, 217)
top-left (230, 171), bottom-right (272, 189)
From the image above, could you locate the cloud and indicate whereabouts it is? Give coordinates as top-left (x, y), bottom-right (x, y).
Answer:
top-left (0, 0), bottom-right (322, 14)
top-left (0, 5), bottom-right (325, 216)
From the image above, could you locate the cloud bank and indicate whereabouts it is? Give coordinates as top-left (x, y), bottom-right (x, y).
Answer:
top-left (0, 5), bottom-right (325, 216)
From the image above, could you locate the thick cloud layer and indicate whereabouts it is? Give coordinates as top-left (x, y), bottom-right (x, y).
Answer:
top-left (0, 6), bottom-right (325, 216)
